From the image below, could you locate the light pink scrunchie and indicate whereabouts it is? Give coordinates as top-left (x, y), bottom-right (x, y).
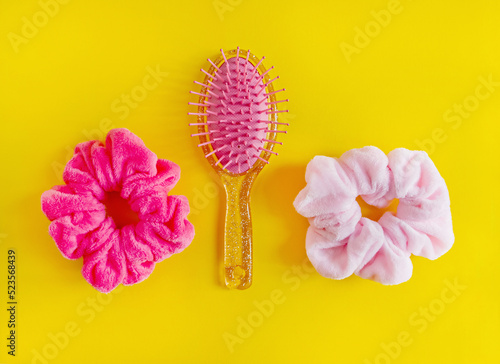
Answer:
top-left (41, 128), bottom-right (195, 293)
top-left (293, 147), bottom-right (454, 285)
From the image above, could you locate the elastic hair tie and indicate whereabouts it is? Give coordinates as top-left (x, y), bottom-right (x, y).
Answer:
top-left (293, 146), bottom-right (454, 285)
top-left (41, 128), bottom-right (195, 293)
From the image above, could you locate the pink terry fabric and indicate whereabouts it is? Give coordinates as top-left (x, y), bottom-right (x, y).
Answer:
top-left (41, 128), bottom-right (195, 293)
top-left (293, 147), bottom-right (454, 285)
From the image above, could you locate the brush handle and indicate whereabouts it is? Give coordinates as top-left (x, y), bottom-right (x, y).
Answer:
top-left (221, 173), bottom-right (255, 289)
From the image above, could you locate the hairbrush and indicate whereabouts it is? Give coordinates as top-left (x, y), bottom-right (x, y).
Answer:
top-left (189, 48), bottom-right (288, 289)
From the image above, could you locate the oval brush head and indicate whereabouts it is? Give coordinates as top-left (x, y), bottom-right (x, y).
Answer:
top-left (189, 48), bottom-right (288, 289)
top-left (190, 48), bottom-right (288, 173)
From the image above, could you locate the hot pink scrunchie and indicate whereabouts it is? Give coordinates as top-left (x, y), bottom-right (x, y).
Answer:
top-left (293, 147), bottom-right (454, 285)
top-left (41, 128), bottom-right (195, 293)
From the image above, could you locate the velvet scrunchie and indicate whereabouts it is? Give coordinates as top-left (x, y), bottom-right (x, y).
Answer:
top-left (293, 146), bottom-right (454, 285)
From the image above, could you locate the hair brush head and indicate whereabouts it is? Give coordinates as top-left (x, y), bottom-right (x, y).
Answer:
top-left (189, 48), bottom-right (288, 175)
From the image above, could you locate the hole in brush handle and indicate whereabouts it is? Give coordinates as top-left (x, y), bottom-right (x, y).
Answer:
top-left (225, 265), bottom-right (250, 289)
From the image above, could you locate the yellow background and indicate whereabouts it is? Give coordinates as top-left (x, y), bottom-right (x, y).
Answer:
top-left (1, 0), bottom-right (499, 363)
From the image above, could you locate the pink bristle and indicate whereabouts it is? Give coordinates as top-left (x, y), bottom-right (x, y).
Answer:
top-left (207, 58), bottom-right (220, 71)
top-left (198, 140), bottom-right (213, 147)
top-left (190, 91), bottom-right (208, 97)
top-left (220, 49), bottom-right (230, 76)
top-left (262, 76), bottom-right (279, 89)
top-left (206, 145), bottom-right (227, 158)
top-left (257, 66), bottom-right (274, 81)
top-left (236, 47), bottom-right (240, 74)
top-left (263, 138), bottom-right (282, 145)
top-left (267, 109), bottom-right (289, 114)
top-left (266, 99), bottom-right (289, 105)
top-left (255, 155), bottom-right (269, 164)
top-left (208, 81), bottom-right (222, 90)
top-left (244, 50), bottom-right (250, 76)
top-left (217, 155), bottom-right (226, 166)
top-left (265, 88), bottom-right (285, 97)
top-left (207, 89), bottom-right (220, 99)
top-left (249, 57), bottom-right (265, 80)
top-left (191, 131), bottom-right (211, 137)
top-left (200, 68), bottom-right (215, 79)
top-left (258, 120), bottom-right (289, 126)
top-left (194, 80), bottom-right (212, 89)
top-left (259, 147), bottom-right (278, 155)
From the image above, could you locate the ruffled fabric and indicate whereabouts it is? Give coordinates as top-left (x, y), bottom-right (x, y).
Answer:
top-left (293, 146), bottom-right (454, 285)
top-left (41, 128), bottom-right (195, 293)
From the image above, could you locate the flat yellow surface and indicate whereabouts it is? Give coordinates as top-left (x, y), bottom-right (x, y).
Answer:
top-left (1, 1), bottom-right (499, 363)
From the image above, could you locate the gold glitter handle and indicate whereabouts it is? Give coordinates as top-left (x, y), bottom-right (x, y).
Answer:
top-left (221, 173), bottom-right (255, 289)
